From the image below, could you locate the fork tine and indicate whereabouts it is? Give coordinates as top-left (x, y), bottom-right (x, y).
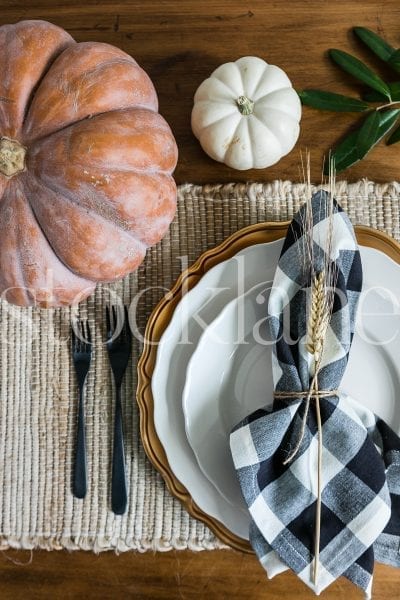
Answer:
top-left (106, 304), bottom-right (132, 345)
top-left (123, 306), bottom-right (131, 341)
top-left (73, 320), bottom-right (83, 352)
top-left (113, 304), bottom-right (124, 341)
top-left (85, 321), bottom-right (92, 352)
top-left (82, 320), bottom-right (89, 352)
top-left (80, 319), bottom-right (86, 349)
top-left (86, 321), bottom-right (91, 344)
top-left (106, 305), bottom-right (112, 339)
top-left (112, 305), bottom-right (118, 333)
top-left (71, 323), bottom-right (77, 350)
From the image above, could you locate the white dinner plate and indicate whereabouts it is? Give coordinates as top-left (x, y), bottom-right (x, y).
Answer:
top-left (152, 240), bottom-right (283, 538)
top-left (182, 247), bottom-right (400, 508)
top-left (153, 240), bottom-right (400, 540)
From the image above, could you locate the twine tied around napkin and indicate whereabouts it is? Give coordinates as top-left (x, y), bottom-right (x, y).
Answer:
top-left (230, 190), bottom-right (400, 597)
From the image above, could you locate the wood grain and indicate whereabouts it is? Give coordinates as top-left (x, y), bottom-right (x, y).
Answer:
top-left (1, 2), bottom-right (400, 598)
top-left (1, 0), bottom-right (399, 183)
top-left (1, 549), bottom-right (400, 600)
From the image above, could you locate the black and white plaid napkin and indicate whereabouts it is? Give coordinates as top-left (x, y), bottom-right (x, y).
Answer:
top-left (230, 191), bottom-right (400, 596)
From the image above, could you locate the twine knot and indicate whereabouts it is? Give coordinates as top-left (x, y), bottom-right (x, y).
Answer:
top-left (273, 388), bottom-right (339, 465)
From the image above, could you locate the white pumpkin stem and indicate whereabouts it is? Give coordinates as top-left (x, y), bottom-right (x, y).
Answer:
top-left (237, 95), bottom-right (254, 115)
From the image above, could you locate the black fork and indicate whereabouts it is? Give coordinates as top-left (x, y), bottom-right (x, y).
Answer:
top-left (71, 320), bottom-right (92, 499)
top-left (106, 305), bottom-right (132, 515)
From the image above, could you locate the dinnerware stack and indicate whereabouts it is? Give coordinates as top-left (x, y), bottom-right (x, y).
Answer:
top-left (137, 222), bottom-right (400, 551)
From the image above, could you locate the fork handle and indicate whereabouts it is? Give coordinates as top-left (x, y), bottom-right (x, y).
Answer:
top-left (112, 386), bottom-right (127, 515)
top-left (73, 387), bottom-right (87, 499)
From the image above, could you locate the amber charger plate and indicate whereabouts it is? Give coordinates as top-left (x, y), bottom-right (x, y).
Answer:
top-left (137, 222), bottom-right (400, 553)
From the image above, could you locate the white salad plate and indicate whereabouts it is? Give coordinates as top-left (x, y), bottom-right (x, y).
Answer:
top-left (152, 240), bottom-right (400, 540)
top-left (182, 246), bottom-right (400, 509)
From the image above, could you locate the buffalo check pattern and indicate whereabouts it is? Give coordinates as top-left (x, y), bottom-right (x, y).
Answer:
top-left (230, 191), bottom-right (400, 597)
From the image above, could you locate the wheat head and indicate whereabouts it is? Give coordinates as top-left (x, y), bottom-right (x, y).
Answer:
top-left (306, 270), bottom-right (330, 365)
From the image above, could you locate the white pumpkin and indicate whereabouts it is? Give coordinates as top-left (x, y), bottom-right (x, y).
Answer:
top-left (191, 56), bottom-right (301, 170)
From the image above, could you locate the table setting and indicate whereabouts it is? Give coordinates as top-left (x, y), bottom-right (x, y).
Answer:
top-left (2, 6), bottom-right (400, 599)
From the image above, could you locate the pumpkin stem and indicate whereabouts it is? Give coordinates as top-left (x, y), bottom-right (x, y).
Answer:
top-left (237, 95), bottom-right (254, 115)
top-left (0, 137), bottom-right (26, 177)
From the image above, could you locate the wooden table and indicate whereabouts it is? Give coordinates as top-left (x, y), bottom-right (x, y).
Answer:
top-left (1, 1), bottom-right (400, 598)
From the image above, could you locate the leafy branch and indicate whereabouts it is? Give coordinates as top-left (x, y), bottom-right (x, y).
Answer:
top-left (298, 27), bottom-right (400, 173)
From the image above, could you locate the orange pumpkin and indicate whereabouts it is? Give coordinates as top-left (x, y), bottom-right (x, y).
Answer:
top-left (0, 19), bottom-right (178, 307)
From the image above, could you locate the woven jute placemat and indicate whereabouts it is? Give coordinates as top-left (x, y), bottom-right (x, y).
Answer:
top-left (0, 180), bottom-right (399, 552)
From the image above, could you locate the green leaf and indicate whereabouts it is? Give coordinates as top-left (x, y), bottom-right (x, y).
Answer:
top-left (325, 108), bottom-right (400, 173)
top-left (363, 82), bottom-right (400, 102)
top-left (373, 108), bottom-right (400, 138)
top-left (388, 48), bottom-right (400, 72)
top-left (389, 82), bottom-right (400, 98)
top-left (386, 123), bottom-right (400, 144)
top-left (354, 27), bottom-right (395, 61)
top-left (354, 27), bottom-right (400, 74)
top-left (363, 90), bottom-right (388, 102)
top-left (329, 49), bottom-right (392, 99)
top-left (356, 110), bottom-right (380, 156)
top-left (298, 89), bottom-right (369, 112)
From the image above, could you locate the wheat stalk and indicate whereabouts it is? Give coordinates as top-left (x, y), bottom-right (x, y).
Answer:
top-left (304, 273), bottom-right (328, 587)
top-left (294, 154), bottom-right (339, 586)
top-left (306, 268), bottom-right (336, 585)
top-left (306, 271), bottom-right (335, 586)
top-left (304, 189), bottom-right (336, 586)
